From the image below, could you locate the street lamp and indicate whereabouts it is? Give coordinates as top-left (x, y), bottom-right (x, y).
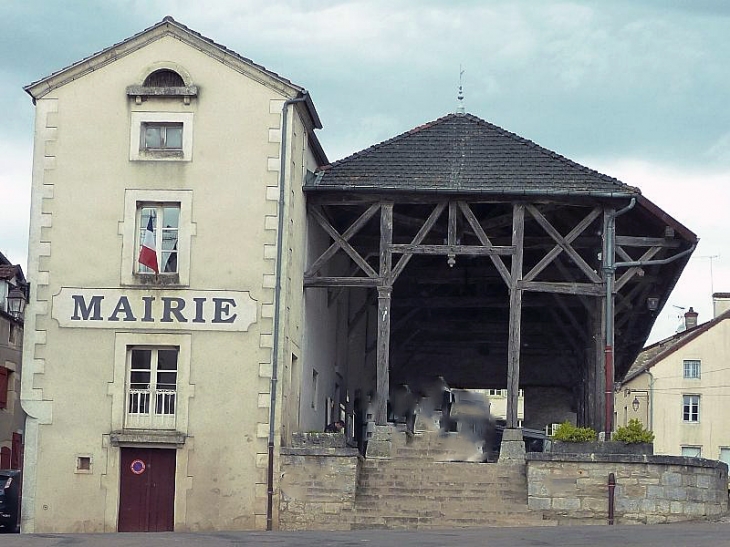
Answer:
top-left (632, 396), bottom-right (640, 412)
top-left (7, 287), bottom-right (27, 320)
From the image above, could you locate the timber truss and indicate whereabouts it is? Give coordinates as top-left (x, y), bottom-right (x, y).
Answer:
top-left (304, 194), bottom-right (695, 432)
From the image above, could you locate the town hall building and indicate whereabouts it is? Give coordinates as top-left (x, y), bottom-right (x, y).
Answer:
top-left (21, 17), bottom-right (699, 533)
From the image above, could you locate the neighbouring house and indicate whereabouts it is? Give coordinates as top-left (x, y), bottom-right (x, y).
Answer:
top-left (22, 16), bottom-right (700, 534)
top-left (0, 252), bottom-right (27, 470)
top-left (617, 294), bottom-right (730, 466)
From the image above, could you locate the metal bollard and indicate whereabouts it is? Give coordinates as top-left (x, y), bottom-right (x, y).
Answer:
top-left (608, 472), bottom-right (616, 525)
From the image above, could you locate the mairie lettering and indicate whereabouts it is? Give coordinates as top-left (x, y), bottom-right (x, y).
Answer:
top-left (71, 294), bottom-right (238, 324)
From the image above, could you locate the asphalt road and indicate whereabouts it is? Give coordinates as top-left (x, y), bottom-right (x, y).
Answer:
top-left (1, 523), bottom-right (730, 547)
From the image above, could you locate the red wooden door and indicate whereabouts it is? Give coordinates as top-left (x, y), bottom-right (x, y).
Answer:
top-left (118, 448), bottom-right (176, 532)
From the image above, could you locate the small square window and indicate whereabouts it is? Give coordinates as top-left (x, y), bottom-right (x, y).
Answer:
top-left (129, 112), bottom-right (193, 162)
top-left (75, 455), bottom-right (93, 474)
top-left (142, 123), bottom-right (183, 151)
top-left (683, 359), bottom-right (701, 379)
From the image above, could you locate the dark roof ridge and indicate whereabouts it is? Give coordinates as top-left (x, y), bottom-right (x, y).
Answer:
top-left (319, 112), bottom-right (638, 194)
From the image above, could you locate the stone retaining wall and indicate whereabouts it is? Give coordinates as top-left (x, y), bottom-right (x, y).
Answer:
top-left (526, 453), bottom-right (729, 524)
top-left (278, 433), bottom-right (360, 530)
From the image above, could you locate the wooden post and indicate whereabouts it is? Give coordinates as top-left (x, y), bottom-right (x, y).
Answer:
top-left (375, 203), bottom-right (393, 425)
top-left (376, 286), bottom-right (391, 424)
top-left (506, 203), bottom-right (524, 429)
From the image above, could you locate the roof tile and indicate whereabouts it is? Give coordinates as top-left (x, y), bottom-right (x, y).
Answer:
top-left (309, 113), bottom-right (640, 197)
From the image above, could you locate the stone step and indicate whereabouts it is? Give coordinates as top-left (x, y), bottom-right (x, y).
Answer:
top-left (353, 428), bottom-right (545, 530)
top-left (351, 514), bottom-right (556, 530)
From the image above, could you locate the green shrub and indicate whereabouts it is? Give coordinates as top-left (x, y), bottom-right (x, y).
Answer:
top-left (553, 421), bottom-right (597, 442)
top-left (613, 419), bottom-right (655, 444)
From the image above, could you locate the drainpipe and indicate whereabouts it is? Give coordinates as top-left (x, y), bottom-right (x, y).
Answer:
top-left (604, 198), bottom-right (635, 436)
top-left (646, 370), bottom-right (654, 431)
top-left (613, 244), bottom-right (696, 269)
top-left (267, 93), bottom-right (308, 532)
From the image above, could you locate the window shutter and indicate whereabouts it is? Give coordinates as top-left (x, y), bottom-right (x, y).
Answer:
top-left (11, 432), bottom-right (22, 470)
top-left (0, 367), bottom-right (9, 409)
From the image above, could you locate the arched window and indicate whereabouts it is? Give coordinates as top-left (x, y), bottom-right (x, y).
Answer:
top-left (143, 69), bottom-right (185, 88)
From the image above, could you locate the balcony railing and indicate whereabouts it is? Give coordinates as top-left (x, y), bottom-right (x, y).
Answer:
top-left (126, 388), bottom-right (176, 429)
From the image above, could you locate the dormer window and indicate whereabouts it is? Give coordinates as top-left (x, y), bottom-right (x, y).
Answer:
top-left (126, 68), bottom-right (197, 104)
top-left (144, 69), bottom-right (185, 88)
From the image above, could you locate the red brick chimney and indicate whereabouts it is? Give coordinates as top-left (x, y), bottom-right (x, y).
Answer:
top-left (684, 307), bottom-right (698, 330)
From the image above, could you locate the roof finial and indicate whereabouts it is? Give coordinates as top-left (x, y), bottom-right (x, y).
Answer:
top-left (457, 65), bottom-right (465, 114)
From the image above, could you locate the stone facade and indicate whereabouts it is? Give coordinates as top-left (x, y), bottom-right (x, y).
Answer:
top-left (278, 433), bottom-right (359, 530)
top-left (527, 453), bottom-right (728, 524)
top-left (21, 18), bottom-right (326, 533)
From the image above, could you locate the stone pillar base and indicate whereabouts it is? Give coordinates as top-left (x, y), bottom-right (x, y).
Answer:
top-left (365, 425), bottom-right (394, 459)
top-left (498, 428), bottom-right (526, 464)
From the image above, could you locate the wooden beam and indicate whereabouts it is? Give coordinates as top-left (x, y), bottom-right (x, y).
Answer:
top-left (523, 206), bottom-right (602, 283)
top-left (390, 243), bottom-right (514, 256)
top-left (614, 246), bottom-right (662, 291)
top-left (306, 204), bottom-right (380, 278)
top-left (391, 202), bottom-right (447, 282)
top-left (519, 280), bottom-right (603, 296)
top-left (615, 236), bottom-right (680, 248)
top-left (303, 277), bottom-right (379, 288)
top-left (506, 203), bottom-right (524, 429)
top-left (458, 201), bottom-right (512, 286)
top-left (375, 204), bottom-right (394, 424)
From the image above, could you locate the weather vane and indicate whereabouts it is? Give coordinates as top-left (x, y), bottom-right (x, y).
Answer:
top-left (457, 65), bottom-right (465, 114)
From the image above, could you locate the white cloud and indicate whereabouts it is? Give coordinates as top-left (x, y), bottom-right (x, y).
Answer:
top-left (0, 140), bottom-right (32, 271)
top-left (583, 157), bottom-right (730, 343)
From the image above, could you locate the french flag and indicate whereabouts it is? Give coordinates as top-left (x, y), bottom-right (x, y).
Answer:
top-left (138, 216), bottom-right (159, 273)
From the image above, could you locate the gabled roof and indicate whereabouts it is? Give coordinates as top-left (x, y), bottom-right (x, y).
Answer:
top-left (622, 310), bottom-right (730, 384)
top-left (0, 265), bottom-right (24, 283)
top-left (0, 251), bottom-right (26, 285)
top-left (24, 16), bottom-right (323, 131)
top-left (308, 113), bottom-right (641, 197)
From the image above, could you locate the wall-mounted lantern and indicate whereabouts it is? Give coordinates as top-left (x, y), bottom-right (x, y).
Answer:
top-left (632, 396), bottom-right (640, 412)
top-left (7, 287), bottom-right (27, 320)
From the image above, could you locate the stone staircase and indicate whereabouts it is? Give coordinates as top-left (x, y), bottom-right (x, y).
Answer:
top-left (353, 428), bottom-right (556, 529)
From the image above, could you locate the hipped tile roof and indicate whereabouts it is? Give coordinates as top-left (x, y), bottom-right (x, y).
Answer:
top-left (310, 113), bottom-right (641, 197)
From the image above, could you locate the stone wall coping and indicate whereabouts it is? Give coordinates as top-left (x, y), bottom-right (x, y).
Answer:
top-left (527, 452), bottom-right (728, 471)
top-left (281, 446), bottom-right (360, 457)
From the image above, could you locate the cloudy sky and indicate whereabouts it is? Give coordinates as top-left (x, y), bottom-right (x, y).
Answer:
top-left (2, 0), bottom-right (729, 343)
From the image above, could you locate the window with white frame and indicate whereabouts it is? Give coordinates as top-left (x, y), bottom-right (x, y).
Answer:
top-left (142, 122), bottom-right (183, 151)
top-left (136, 204), bottom-right (180, 275)
top-left (719, 447), bottom-right (730, 466)
top-left (681, 446), bottom-right (702, 457)
top-left (683, 359), bottom-right (701, 379)
top-left (126, 346), bottom-right (178, 429)
top-left (682, 394), bottom-right (700, 422)
top-left (120, 189), bottom-right (194, 286)
top-left (129, 112), bottom-right (193, 162)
